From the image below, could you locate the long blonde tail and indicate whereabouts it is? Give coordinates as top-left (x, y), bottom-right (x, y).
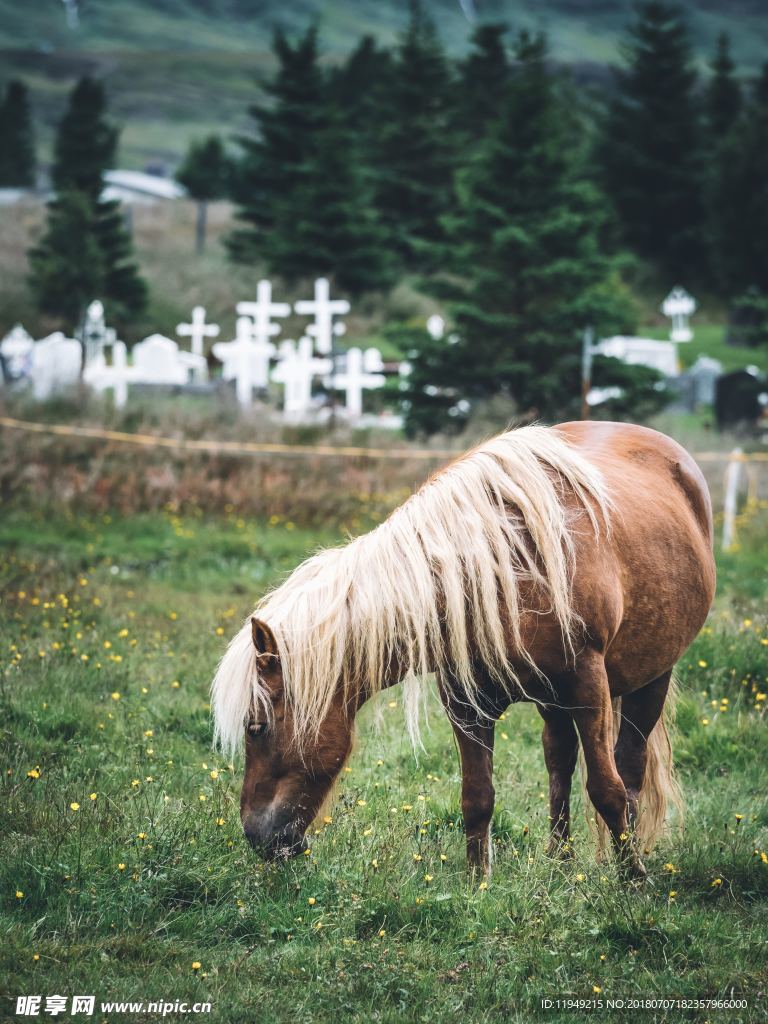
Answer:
top-left (588, 675), bottom-right (683, 853)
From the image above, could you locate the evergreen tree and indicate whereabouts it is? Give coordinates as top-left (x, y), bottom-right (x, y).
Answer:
top-left (0, 80), bottom-right (35, 187)
top-left (328, 35), bottom-right (393, 136)
top-left (706, 32), bottom-right (742, 138)
top-left (52, 76), bottom-right (118, 199)
top-left (456, 23), bottom-right (510, 141)
top-left (599, 2), bottom-right (705, 279)
top-left (177, 134), bottom-right (231, 252)
top-left (403, 33), bottom-right (634, 435)
top-left (29, 75), bottom-right (146, 329)
top-left (374, 0), bottom-right (456, 267)
top-left (711, 65), bottom-right (768, 345)
top-left (228, 26), bottom-right (326, 262)
top-left (230, 26), bottom-right (391, 295)
top-left (266, 104), bottom-right (395, 296)
top-left (28, 191), bottom-right (105, 326)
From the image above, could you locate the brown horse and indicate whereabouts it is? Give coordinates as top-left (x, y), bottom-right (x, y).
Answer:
top-left (212, 421), bottom-right (715, 878)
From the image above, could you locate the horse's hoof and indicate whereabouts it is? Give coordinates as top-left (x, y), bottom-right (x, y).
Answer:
top-left (547, 839), bottom-right (574, 860)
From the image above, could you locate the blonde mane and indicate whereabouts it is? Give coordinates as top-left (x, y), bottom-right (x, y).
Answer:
top-left (212, 425), bottom-right (611, 756)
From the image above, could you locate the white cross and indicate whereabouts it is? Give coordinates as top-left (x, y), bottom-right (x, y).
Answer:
top-left (294, 278), bottom-right (350, 355)
top-left (327, 347), bottom-right (386, 419)
top-left (272, 337), bottom-right (332, 419)
top-left (661, 286), bottom-right (696, 343)
top-left (176, 306), bottom-right (219, 358)
top-left (236, 280), bottom-right (291, 349)
top-left (83, 339), bottom-right (135, 409)
top-left (212, 316), bottom-right (276, 405)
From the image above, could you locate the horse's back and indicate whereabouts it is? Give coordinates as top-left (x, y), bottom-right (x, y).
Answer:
top-left (553, 421), bottom-right (716, 692)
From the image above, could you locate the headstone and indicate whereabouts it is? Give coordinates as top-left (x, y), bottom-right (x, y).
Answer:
top-left (84, 340), bottom-right (134, 409)
top-left (596, 336), bottom-right (679, 377)
top-left (0, 324), bottom-right (34, 383)
top-left (327, 347), bottom-right (386, 419)
top-left (236, 280), bottom-right (291, 349)
top-left (213, 316), bottom-right (276, 399)
top-left (132, 334), bottom-right (206, 386)
top-left (30, 333), bottom-right (81, 400)
top-left (272, 337), bottom-right (332, 420)
top-left (686, 355), bottom-right (722, 408)
top-left (661, 287), bottom-right (696, 343)
top-left (79, 300), bottom-right (108, 366)
top-left (714, 367), bottom-right (766, 432)
top-left (426, 314), bottom-right (445, 340)
top-left (176, 306), bottom-right (220, 358)
top-left (294, 278), bottom-right (350, 355)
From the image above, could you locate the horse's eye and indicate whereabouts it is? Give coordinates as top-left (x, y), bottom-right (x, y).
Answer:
top-left (247, 721), bottom-right (267, 739)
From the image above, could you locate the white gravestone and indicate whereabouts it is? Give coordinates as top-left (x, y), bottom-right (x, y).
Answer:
top-left (596, 336), bottom-right (679, 377)
top-left (0, 324), bottom-right (34, 383)
top-left (80, 300), bottom-right (110, 366)
top-left (132, 334), bottom-right (207, 386)
top-left (31, 333), bottom-right (82, 400)
top-left (84, 340), bottom-right (134, 409)
top-left (272, 337), bottom-right (332, 420)
top-left (212, 316), bottom-right (276, 402)
top-left (294, 278), bottom-right (350, 355)
top-left (662, 287), bottom-right (696, 343)
top-left (236, 280), bottom-right (291, 349)
top-left (426, 314), bottom-right (445, 340)
top-left (327, 347), bottom-right (386, 419)
top-left (176, 306), bottom-right (220, 359)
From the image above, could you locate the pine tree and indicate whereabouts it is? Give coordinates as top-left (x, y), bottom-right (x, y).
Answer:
top-left (28, 191), bottom-right (105, 326)
top-left (52, 76), bottom-right (118, 199)
top-left (0, 80), bottom-right (35, 187)
top-left (374, 0), bottom-right (456, 267)
top-left (177, 135), bottom-right (231, 252)
top-left (706, 32), bottom-right (742, 138)
top-left (266, 104), bottom-right (395, 296)
top-left (28, 75), bottom-right (146, 329)
top-left (456, 23), bottom-right (510, 141)
top-left (403, 33), bottom-right (634, 435)
top-left (600, 2), bottom-right (705, 280)
top-left (230, 26), bottom-right (392, 295)
top-left (711, 65), bottom-right (768, 345)
top-left (328, 35), bottom-right (393, 136)
top-left (228, 26), bottom-right (326, 263)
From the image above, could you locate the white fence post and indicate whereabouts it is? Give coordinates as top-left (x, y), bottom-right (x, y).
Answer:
top-left (722, 447), bottom-right (743, 550)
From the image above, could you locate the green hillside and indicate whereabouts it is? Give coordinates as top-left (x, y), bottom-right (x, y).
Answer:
top-left (1, 0), bottom-right (766, 169)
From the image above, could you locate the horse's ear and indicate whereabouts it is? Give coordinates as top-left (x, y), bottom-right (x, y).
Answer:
top-left (251, 617), bottom-right (279, 659)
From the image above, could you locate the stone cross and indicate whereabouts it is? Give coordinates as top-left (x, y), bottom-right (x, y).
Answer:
top-left (661, 287), bottom-right (696, 343)
top-left (80, 300), bottom-right (108, 365)
top-left (272, 337), bottom-right (332, 419)
top-left (212, 316), bottom-right (276, 406)
top-left (83, 340), bottom-right (134, 409)
top-left (176, 306), bottom-right (220, 358)
top-left (328, 346), bottom-right (386, 419)
top-left (294, 278), bottom-right (350, 355)
top-left (236, 280), bottom-right (291, 350)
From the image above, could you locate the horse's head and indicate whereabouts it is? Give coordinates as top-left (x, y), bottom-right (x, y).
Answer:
top-left (240, 617), bottom-right (354, 859)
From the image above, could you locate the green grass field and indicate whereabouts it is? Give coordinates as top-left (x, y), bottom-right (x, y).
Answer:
top-left (1, 507), bottom-right (767, 1022)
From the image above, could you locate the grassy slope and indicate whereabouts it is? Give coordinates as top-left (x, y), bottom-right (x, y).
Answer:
top-left (2, 0), bottom-right (767, 169)
top-left (1, 507), bottom-right (767, 1022)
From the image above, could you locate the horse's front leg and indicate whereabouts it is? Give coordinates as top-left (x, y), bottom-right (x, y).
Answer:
top-left (537, 705), bottom-right (578, 858)
top-left (439, 682), bottom-right (499, 877)
top-left (571, 652), bottom-right (647, 881)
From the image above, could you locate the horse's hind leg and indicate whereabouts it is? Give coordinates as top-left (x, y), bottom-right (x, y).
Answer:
top-left (537, 706), bottom-right (578, 858)
top-left (614, 671), bottom-right (671, 833)
top-left (570, 652), bottom-right (646, 880)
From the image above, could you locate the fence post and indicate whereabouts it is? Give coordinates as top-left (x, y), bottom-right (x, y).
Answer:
top-left (722, 447), bottom-right (743, 550)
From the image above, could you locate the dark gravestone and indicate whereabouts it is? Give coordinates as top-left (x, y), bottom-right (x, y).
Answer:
top-left (714, 369), bottom-right (766, 432)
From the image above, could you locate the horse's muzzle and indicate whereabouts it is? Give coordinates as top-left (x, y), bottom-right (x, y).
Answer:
top-left (242, 809), bottom-right (307, 860)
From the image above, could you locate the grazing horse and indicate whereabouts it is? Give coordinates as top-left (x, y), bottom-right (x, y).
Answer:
top-left (212, 421), bottom-right (715, 878)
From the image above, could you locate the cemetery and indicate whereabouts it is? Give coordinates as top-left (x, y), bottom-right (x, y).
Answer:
top-left (2, 3), bottom-right (768, 1022)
